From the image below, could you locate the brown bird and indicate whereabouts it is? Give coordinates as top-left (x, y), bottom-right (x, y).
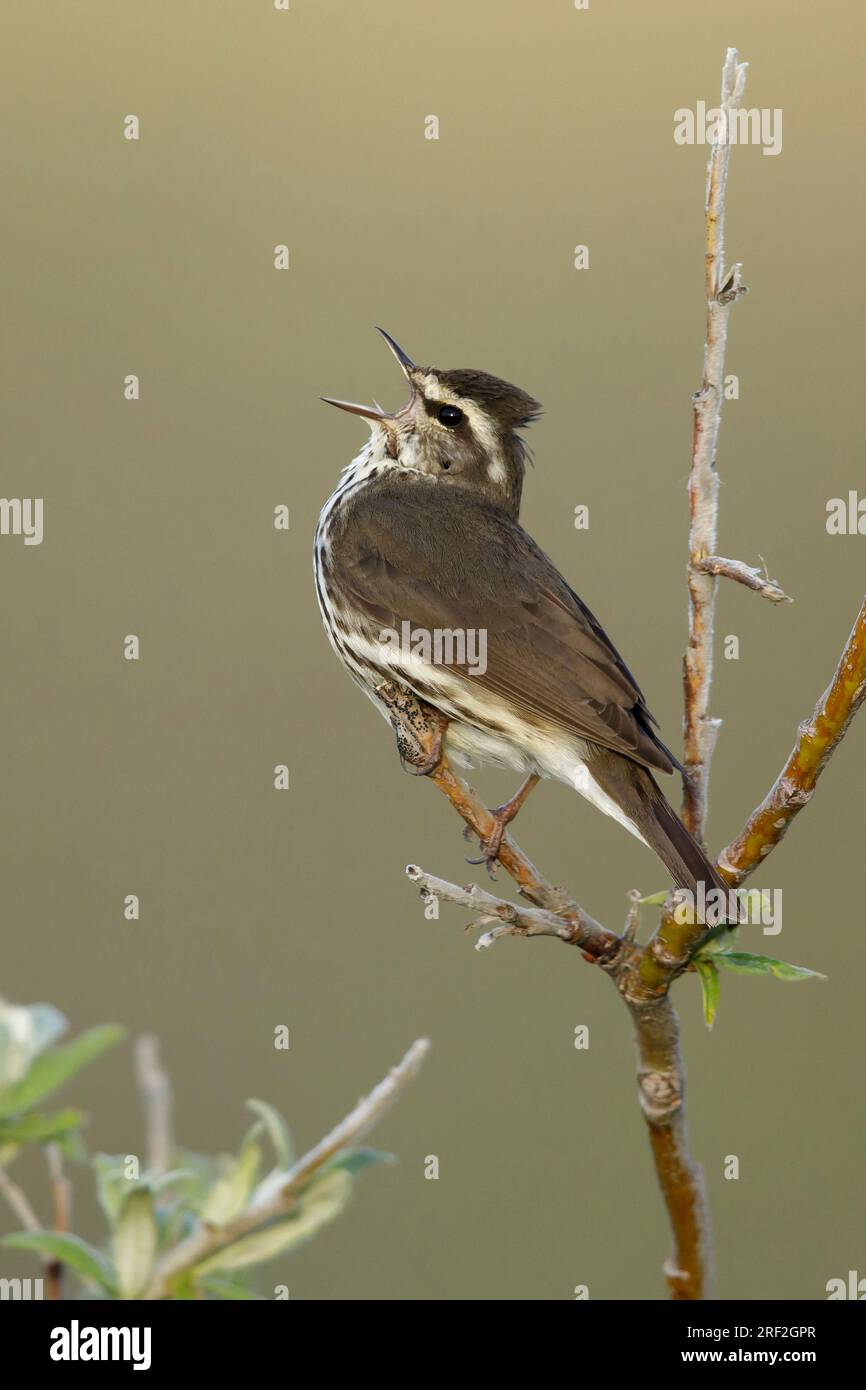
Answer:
top-left (314, 329), bottom-right (726, 899)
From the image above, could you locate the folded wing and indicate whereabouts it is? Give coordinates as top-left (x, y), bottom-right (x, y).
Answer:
top-left (331, 484), bottom-right (678, 776)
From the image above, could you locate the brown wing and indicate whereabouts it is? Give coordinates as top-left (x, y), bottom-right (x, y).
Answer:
top-left (331, 481), bottom-right (678, 775)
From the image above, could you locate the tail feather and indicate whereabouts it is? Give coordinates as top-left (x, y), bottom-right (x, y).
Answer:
top-left (640, 775), bottom-right (728, 899)
top-left (584, 748), bottom-right (728, 900)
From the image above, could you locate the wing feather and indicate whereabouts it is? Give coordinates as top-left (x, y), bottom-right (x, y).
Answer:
top-left (329, 483), bottom-right (678, 775)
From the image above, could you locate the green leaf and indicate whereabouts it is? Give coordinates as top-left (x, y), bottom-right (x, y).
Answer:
top-left (194, 1168), bottom-right (352, 1276)
top-left (170, 1149), bottom-right (219, 1213)
top-left (3, 1230), bottom-right (115, 1293)
top-left (93, 1154), bottom-right (133, 1225)
top-left (165, 1270), bottom-right (199, 1300)
top-left (713, 951), bottom-right (826, 982)
top-left (695, 959), bottom-right (720, 1029)
top-left (152, 1167), bottom-right (198, 1196)
top-left (113, 1187), bottom-right (158, 1299)
top-left (0, 1025), bottom-right (124, 1118)
top-left (637, 890), bottom-right (669, 906)
top-left (693, 923), bottom-right (738, 957)
top-left (94, 1153), bottom-right (172, 1224)
top-left (201, 1136), bottom-right (261, 1227)
top-left (56, 1129), bottom-right (88, 1164)
top-left (326, 1147), bottom-right (394, 1176)
top-left (0, 1002), bottom-right (68, 1090)
top-left (0, 1108), bottom-right (85, 1147)
top-left (246, 1099), bottom-right (294, 1168)
top-left (197, 1275), bottom-right (266, 1300)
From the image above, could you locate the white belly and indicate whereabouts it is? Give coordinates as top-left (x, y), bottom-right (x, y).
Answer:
top-left (331, 624), bottom-right (648, 849)
top-left (443, 718), bottom-right (647, 845)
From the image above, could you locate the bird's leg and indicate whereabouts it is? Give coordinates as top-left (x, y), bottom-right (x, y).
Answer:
top-left (465, 773), bottom-right (540, 871)
top-left (377, 681), bottom-right (448, 776)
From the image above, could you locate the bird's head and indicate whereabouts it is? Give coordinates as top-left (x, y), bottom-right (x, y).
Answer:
top-left (322, 329), bottom-right (541, 516)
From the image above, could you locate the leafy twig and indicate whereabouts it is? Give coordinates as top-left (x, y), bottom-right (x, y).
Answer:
top-left (143, 1038), bottom-right (430, 1299)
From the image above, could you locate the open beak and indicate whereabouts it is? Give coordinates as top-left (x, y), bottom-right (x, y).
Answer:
top-left (375, 327), bottom-right (416, 380)
top-left (321, 328), bottom-right (417, 423)
top-left (319, 397), bottom-right (391, 423)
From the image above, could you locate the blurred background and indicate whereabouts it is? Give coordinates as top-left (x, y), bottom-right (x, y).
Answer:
top-left (1, 0), bottom-right (863, 1299)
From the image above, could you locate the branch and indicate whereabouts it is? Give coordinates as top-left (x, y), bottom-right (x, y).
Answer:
top-left (44, 1144), bottom-right (71, 1301)
top-left (615, 982), bottom-right (714, 1299)
top-left (406, 864), bottom-right (713, 1298)
top-left (378, 680), bottom-right (618, 959)
top-left (697, 555), bottom-right (790, 604)
top-left (682, 48), bottom-right (750, 844)
top-left (0, 1152), bottom-right (74, 1298)
top-left (405, 864), bottom-right (607, 952)
top-left (144, 1038), bottom-right (430, 1299)
top-left (718, 596), bottom-right (866, 886)
top-left (135, 1035), bottom-right (173, 1177)
top-left (0, 1166), bottom-right (41, 1233)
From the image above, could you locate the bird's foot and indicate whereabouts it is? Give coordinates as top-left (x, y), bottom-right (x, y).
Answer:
top-left (377, 682), bottom-right (448, 776)
top-left (400, 721), bottom-right (446, 777)
top-left (464, 815), bottom-right (508, 878)
top-left (464, 773), bottom-right (540, 878)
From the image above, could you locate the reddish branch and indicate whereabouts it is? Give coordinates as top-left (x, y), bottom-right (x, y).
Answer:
top-left (719, 597), bottom-right (866, 886)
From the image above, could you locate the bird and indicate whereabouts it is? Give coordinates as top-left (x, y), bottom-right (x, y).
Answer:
top-left (313, 328), bottom-right (727, 900)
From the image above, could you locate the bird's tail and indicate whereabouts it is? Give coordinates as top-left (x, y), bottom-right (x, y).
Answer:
top-left (585, 749), bottom-right (730, 908)
top-left (638, 771), bottom-right (729, 902)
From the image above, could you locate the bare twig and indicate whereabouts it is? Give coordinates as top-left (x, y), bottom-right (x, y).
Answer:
top-left (405, 864), bottom-right (607, 951)
top-left (144, 1038), bottom-right (430, 1299)
top-left (719, 597), bottom-right (866, 886)
top-left (682, 48), bottom-right (750, 844)
top-left (44, 1145), bottom-right (71, 1301)
top-left (378, 680), bottom-right (617, 956)
top-left (0, 1163), bottom-right (66, 1296)
top-left (0, 1166), bottom-right (41, 1233)
top-left (697, 555), bottom-right (791, 604)
top-left (135, 1035), bottom-right (173, 1177)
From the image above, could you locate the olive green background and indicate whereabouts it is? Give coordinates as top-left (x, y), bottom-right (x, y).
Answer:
top-left (1, 1), bottom-right (863, 1300)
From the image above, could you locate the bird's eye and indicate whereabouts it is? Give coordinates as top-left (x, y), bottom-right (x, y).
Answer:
top-left (438, 404), bottom-right (463, 428)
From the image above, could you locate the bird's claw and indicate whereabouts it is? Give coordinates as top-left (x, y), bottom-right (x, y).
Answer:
top-left (461, 775), bottom-right (540, 878)
top-left (463, 813), bottom-right (510, 878)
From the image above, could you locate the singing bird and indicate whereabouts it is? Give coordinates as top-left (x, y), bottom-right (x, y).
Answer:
top-left (314, 329), bottom-right (725, 898)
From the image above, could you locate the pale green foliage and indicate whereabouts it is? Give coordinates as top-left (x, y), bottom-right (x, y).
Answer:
top-left (693, 944), bottom-right (825, 1028)
top-left (0, 999), bottom-right (123, 1165)
top-left (0, 1000), bottom-right (393, 1300)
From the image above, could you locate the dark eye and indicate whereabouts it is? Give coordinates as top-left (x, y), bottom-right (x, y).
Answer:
top-left (438, 404), bottom-right (463, 428)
